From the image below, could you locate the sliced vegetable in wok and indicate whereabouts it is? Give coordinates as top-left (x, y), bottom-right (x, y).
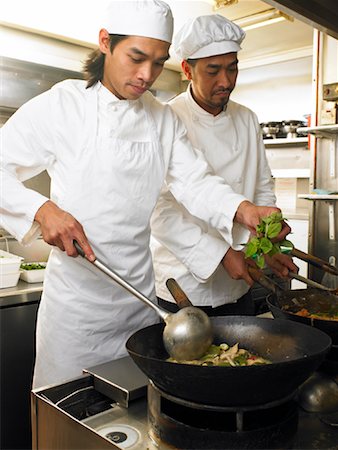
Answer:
top-left (280, 292), bottom-right (338, 321)
top-left (167, 342), bottom-right (271, 366)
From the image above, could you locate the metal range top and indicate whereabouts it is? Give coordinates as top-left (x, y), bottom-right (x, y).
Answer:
top-left (31, 357), bottom-right (338, 450)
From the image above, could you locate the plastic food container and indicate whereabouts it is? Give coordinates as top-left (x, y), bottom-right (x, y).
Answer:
top-left (0, 249), bottom-right (23, 275)
top-left (20, 262), bottom-right (47, 283)
top-left (0, 271), bottom-right (21, 289)
top-left (0, 250), bottom-right (23, 288)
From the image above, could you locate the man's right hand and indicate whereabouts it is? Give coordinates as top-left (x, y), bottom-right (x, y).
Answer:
top-left (221, 248), bottom-right (255, 286)
top-left (34, 200), bottom-right (95, 261)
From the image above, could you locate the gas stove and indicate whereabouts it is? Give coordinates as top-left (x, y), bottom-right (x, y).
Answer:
top-left (31, 357), bottom-right (338, 450)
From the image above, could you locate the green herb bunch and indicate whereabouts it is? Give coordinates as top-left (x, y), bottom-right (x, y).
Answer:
top-left (244, 212), bottom-right (293, 269)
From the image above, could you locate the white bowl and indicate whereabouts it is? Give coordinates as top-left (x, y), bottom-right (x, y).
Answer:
top-left (0, 271), bottom-right (21, 289)
top-left (20, 262), bottom-right (46, 283)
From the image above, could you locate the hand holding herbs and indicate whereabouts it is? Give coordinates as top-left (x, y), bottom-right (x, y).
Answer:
top-left (244, 212), bottom-right (293, 269)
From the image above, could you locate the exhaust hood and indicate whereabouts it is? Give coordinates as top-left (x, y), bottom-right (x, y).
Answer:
top-left (264, 0), bottom-right (338, 40)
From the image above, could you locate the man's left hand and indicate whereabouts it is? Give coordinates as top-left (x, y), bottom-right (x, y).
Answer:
top-left (234, 201), bottom-right (291, 241)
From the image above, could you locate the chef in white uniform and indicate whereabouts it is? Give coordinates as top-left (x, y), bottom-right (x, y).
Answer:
top-left (151, 14), bottom-right (297, 315)
top-left (1, 1), bottom-right (290, 389)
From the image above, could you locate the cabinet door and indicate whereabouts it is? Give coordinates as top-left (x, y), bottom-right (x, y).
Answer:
top-left (1, 301), bottom-right (39, 450)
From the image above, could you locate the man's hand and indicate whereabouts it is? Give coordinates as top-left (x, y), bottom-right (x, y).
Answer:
top-left (264, 253), bottom-right (299, 278)
top-left (235, 201), bottom-right (291, 241)
top-left (34, 200), bottom-right (95, 261)
top-left (221, 248), bottom-right (254, 286)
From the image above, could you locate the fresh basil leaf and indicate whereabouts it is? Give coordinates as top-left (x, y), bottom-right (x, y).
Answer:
top-left (260, 237), bottom-right (273, 254)
top-left (256, 255), bottom-right (265, 268)
top-left (267, 222), bottom-right (282, 239)
top-left (244, 238), bottom-right (260, 258)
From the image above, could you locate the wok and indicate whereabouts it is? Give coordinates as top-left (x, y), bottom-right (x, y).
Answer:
top-left (126, 316), bottom-right (331, 406)
top-left (267, 288), bottom-right (338, 345)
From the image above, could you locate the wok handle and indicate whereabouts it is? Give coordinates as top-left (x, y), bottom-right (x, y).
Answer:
top-left (166, 278), bottom-right (193, 309)
top-left (247, 266), bottom-right (278, 294)
top-left (73, 241), bottom-right (169, 321)
top-left (291, 248), bottom-right (338, 276)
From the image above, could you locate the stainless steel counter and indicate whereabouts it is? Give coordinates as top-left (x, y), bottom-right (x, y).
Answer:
top-left (0, 283), bottom-right (42, 308)
top-left (0, 279), bottom-right (43, 298)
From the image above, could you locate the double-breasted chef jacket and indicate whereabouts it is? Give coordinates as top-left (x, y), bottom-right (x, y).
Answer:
top-left (1, 80), bottom-right (248, 388)
top-left (151, 85), bottom-right (276, 308)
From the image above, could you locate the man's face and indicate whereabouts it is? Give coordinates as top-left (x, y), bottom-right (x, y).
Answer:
top-left (183, 53), bottom-right (239, 116)
top-left (100, 31), bottom-right (170, 100)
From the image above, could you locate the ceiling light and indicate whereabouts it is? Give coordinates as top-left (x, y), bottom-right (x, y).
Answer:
top-left (234, 9), bottom-right (293, 31)
top-left (213, 0), bottom-right (238, 8)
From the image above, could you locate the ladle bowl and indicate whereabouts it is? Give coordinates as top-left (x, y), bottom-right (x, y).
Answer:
top-left (73, 241), bottom-right (213, 361)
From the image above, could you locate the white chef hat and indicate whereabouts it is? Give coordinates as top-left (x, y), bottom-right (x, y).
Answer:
top-left (102, 0), bottom-right (174, 44)
top-left (173, 14), bottom-right (245, 60)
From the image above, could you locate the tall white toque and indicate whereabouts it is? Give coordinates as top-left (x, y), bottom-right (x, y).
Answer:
top-left (102, 0), bottom-right (174, 44)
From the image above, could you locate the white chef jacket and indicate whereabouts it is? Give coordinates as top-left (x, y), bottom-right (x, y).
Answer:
top-left (151, 85), bottom-right (276, 307)
top-left (1, 80), bottom-right (248, 388)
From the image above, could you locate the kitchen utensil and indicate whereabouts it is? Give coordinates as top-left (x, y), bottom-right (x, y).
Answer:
top-left (290, 248), bottom-right (338, 277)
top-left (260, 121), bottom-right (282, 139)
top-left (281, 120), bottom-right (303, 139)
top-left (321, 256), bottom-right (338, 289)
top-left (73, 241), bottom-right (212, 361)
top-left (288, 272), bottom-right (338, 295)
top-left (126, 316), bottom-right (331, 406)
top-left (248, 265), bottom-right (338, 357)
top-left (166, 278), bottom-right (193, 309)
top-left (297, 372), bottom-right (338, 413)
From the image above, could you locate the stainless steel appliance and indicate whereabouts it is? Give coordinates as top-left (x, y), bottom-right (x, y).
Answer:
top-left (31, 356), bottom-right (338, 450)
top-left (1, 291), bottom-right (41, 450)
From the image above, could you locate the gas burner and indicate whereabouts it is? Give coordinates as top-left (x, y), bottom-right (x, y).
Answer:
top-left (148, 381), bottom-right (298, 449)
top-left (97, 424), bottom-right (141, 448)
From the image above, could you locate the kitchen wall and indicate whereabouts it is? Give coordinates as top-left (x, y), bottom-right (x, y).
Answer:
top-left (232, 56), bottom-right (313, 123)
top-left (232, 55), bottom-right (313, 286)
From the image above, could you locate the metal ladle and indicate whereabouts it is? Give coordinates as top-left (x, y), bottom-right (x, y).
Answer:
top-left (74, 241), bottom-right (213, 361)
top-left (288, 272), bottom-right (338, 295)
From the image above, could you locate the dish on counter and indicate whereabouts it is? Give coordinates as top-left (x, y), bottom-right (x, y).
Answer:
top-left (20, 262), bottom-right (47, 283)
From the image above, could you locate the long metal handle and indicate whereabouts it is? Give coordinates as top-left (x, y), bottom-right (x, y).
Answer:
top-left (289, 272), bottom-right (337, 293)
top-left (247, 266), bottom-right (279, 294)
top-left (73, 241), bottom-right (169, 321)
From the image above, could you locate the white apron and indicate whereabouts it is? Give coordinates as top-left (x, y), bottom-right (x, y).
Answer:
top-left (33, 88), bottom-right (164, 388)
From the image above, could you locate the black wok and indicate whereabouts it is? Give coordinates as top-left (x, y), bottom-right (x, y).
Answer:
top-left (267, 288), bottom-right (338, 345)
top-left (126, 316), bottom-right (331, 406)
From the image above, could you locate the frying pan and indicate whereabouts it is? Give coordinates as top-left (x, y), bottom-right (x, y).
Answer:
top-left (247, 266), bottom-right (338, 345)
top-left (126, 316), bottom-right (331, 406)
top-left (266, 289), bottom-right (338, 345)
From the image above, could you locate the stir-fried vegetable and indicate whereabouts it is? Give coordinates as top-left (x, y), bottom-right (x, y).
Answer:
top-left (291, 307), bottom-right (338, 321)
top-left (168, 343), bottom-right (271, 366)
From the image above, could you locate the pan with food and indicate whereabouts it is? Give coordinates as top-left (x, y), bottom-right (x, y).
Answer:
top-left (126, 316), bottom-right (331, 406)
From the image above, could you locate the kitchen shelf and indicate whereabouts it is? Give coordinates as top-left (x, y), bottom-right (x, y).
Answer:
top-left (298, 194), bottom-right (338, 200)
top-left (271, 169), bottom-right (310, 178)
top-left (263, 137), bottom-right (308, 147)
top-left (297, 124), bottom-right (338, 138)
top-left (297, 125), bottom-right (338, 178)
